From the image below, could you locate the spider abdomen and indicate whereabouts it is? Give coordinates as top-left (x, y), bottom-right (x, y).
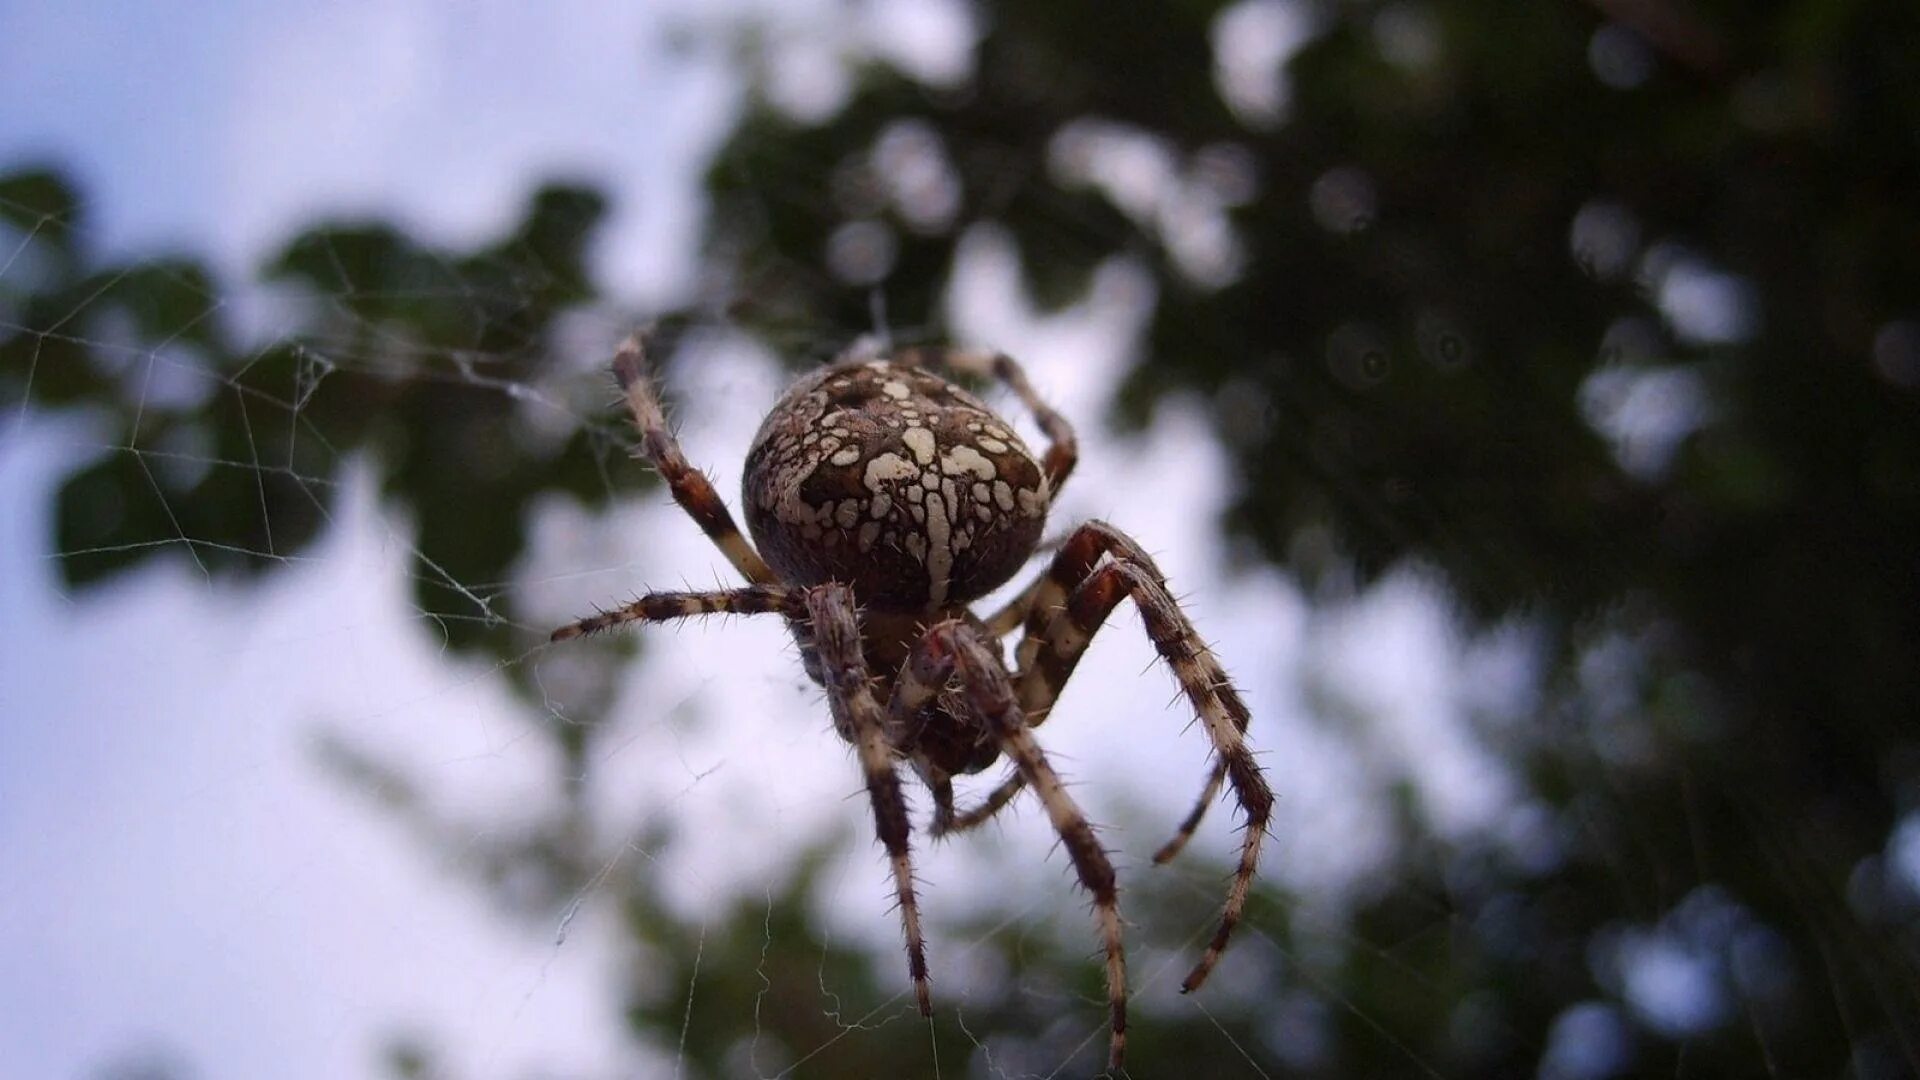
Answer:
top-left (742, 355), bottom-right (1050, 612)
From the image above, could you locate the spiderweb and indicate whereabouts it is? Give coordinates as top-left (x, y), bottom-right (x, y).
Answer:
top-left (5, 2), bottom-right (1918, 1080)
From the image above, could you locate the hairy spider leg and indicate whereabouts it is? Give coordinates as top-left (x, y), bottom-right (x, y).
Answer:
top-left (925, 774), bottom-right (959, 837)
top-left (949, 521), bottom-right (1271, 993)
top-left (949, 523), bottom-right (1231, 852)
top-left (548, 583), bottom-right (802, 640)
top-left (1009, 519), bottom-right (1162, 698)
top-left (979, 526), bottom-right (1085, 639)
top-left (1151, 759), bottom-right (1231, 865)
top-left (927, 765), bottom-right (1025, 838)
top-left (610, 334), bottom-right (778, 585)
top-left (1040, 539), bottom-right (1271, 994)
top-left (915, 619), bottom-right (1130, 1072)
top-left (550, 582), bottom-right (934, 1017)
top-left (1024, 522), bottom-right (1247, 866)
top-left (901, 346), bottom-right (1080, 495)
top-left (801, 584), bottom-right (934, 1017)
top-left (981, 570), bottom-right (1048, 639)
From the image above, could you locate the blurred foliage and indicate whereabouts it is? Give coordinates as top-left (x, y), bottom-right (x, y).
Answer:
top-left (2, 171), bottom-right (619, 659)
top-left (7, 0), bottom-right (1920, 1076)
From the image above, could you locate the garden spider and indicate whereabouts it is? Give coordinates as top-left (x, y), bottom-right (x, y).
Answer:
top-left (552, 334), bottom-right (1272, 1072)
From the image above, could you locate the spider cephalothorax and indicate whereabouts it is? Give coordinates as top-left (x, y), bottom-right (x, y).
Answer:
top-left (553, 335), bottom-right (1271, 1073)
top-left (742, 353), bottom-right (1051, 612)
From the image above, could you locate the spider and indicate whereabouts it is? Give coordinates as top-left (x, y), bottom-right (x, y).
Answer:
top-left (552, 334), bottom-right (1272, 1072)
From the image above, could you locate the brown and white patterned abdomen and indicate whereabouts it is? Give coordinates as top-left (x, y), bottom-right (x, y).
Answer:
top-left (742, 357), bottom-right (1050, 612)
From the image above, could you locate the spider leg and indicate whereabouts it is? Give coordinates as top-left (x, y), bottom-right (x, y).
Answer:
top-left (886, 638), bottom-right (952, 835)
top-left (1017, 520), bottom-right (1272, 994)
top-left (952, 524), bottom-right (1216, 839)
top-left (549, 582), bottom-right (934, 1017)
top-left (549, 584), bottom-right (803, 641)
top-left (982, 571), bottom-right (1047, 638)
top-left (802, 584), bottom-right (933, 1017)
top-left (919, 618), bottom-right (1129, 1072)
top-left (1010, 519), bottom-right (1158, 694)
top-left (905, 346), bottom-right (1078, 494)
top-left (1009, 523), bottom-right (1244, 843)
top-left (609, 333), bottom-right (778, 585)
top-left (931, 770), bottom-right (1025, 838)
top-left (927, 774), bottom-right (958, 836)
top-left (1153, 759), bottom-right (1230, 865)
top-left (949, 525), bottom-right (1184, 833)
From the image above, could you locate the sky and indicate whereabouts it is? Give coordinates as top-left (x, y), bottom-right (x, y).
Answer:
top-left (0, 2), bottom-right (1537, 1077)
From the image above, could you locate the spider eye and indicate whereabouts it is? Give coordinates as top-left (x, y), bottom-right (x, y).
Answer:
top-left (743, 360), bottom-right (1049, 610)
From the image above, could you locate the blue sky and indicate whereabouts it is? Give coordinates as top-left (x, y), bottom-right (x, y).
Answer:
top-left (0, 3), bottom-right (1535, 1076)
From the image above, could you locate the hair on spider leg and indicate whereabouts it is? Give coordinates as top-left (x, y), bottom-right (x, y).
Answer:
top-left (1162, 709), bottom-right (1209, 738)
top-left (1143, 679), bottom-right (1197, 714)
